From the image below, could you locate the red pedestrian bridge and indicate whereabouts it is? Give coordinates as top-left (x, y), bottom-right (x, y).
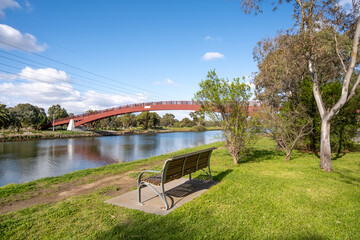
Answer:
top-left (53, 101), bottom-right (201, 127)
top-left (52, 100), bottom-right (261, 128)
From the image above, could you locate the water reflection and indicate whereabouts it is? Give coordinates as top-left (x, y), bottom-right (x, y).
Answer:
top-left (0, 130), bottom-right (221, 186)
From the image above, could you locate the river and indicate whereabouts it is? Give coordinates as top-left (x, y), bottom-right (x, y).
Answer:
top-left (0, 130), bottom-right (222, 186)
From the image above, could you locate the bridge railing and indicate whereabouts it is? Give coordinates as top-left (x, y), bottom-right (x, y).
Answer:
top-left (54, 101), bottom-right (199, 124)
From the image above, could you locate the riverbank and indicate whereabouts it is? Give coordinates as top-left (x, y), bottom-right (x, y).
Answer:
top-left (1, 137), bottom-right (359, 239)
top-left (0, 127), bottom-right (222, 142)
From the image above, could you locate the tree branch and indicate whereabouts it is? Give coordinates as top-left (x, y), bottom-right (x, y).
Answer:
top-left (330, 16), bottom-right (360, 117)
top-left (347, 73), bottom-right (360, 101)
top-left (334, 33), bottom-right (347, 73)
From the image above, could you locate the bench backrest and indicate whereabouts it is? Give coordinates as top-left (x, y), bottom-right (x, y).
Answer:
top-left (162, 147), bottom-right (216, 183)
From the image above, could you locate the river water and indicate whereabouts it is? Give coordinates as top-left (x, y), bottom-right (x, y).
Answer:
top-left (0, 130), bottom-right (222, 186)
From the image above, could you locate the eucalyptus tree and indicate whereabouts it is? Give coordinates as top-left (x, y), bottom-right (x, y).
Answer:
top-left (194, 70), bottom-right (260, 164)
top-left (160, 113), bottom-right (176, 127)
top-left (241, 0), bottom-right (360, 171)
top-left (121, 113), bottom-right (136, 129)
top-left (48, 104), bottom-right (69, 120)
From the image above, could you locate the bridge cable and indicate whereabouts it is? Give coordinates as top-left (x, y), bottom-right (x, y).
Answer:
top-left (0, 40), bottom-right (173, 99)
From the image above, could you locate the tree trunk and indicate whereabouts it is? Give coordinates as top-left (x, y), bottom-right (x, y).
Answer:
top-left (320, 119), bottom-right (332, 172)
top-left (285, 150), bottom-right (291, 162)
top-left (233, 153), bottom-right (239, 165)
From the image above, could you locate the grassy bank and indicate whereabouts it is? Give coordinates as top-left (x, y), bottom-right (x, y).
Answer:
top-left (1, 138), bottom-right (359, 239)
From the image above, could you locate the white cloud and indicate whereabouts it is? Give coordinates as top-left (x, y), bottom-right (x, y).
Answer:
top-left (201, 52), bottom-right (225, 61)
top-left (24, 0), bottom-right (34, 12)
top-left (204, 35), bottom-right (222, 41)
top-left (0, 67), bottom-right (149, 114)
top-left (153, 78), bottom-right (179, 86)
top-left (19, 67), bottom-right (71, 83)
top-left (0, 24), bottom-right (47, 52)
top-left (0, 72), bottom-right (17, 81)
top-left (339, 0), bottom-right (352, 6)
top-left (0, 0), bottom-right (20, 18)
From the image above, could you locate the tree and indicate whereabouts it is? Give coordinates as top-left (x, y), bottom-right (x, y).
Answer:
top-left (8, 103), bottom-right (47, 130)
top-left (48, 104), bottom-right (69, 121)
top-left (99, 116), bottom-right (117, 130)
top-left (85, 109), bottom-right (99, 130)
top-left (0, 103), bottom-right (10, 129)
top-left (149, 112), bottom-right (161, 128)
top-left (241, 0), bottom-right (360, 171)
top-left (194, 70), bottom-right (260, 164)
top-left (160, 113), bottom-right (176, 127)
top-left (136, 111), bottom-right (150, 129)
top-left (189, 111), bottom-right (205, 126)
top-left (179, 117), bottom-right (194, 127)
top-left (264, 104), bottom-right (313, 161)
top-left (299, 78), bottom-right (360, 154)
top-left (253, 34), bottom-right (314, 161)
top-left (121, 113), bottom-right (136, 129)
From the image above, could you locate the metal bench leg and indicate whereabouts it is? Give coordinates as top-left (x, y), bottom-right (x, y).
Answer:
top-left (138, 182), bottom-right (169, 210)
top-left (201, 166), bottom-right (213, 181)
top-left (138, 183), bottom-right (145, 205)
top-left (161, 182), bottom-right (169, 210)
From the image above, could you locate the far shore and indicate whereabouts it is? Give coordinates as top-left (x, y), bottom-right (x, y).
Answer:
top-left (0, 127), bottom-right (222, 143)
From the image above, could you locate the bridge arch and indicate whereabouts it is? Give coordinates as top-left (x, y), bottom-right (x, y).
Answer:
top-left (53, 101), bottom-right (201, 127)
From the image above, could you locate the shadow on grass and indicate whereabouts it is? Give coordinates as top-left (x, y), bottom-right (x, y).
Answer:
top-left (195, 169), bottom-right (233, 182)
top-left (333, 169), bottom-right (360, 186)
top-left (265, 233), bottom-right (327, 240)
top-left (213, 169), bottom-right (233, 182)
top-left (238, 149), bottom-right (283, 164)
top-left (95, 212), bottom-right (329, 240)
top-left (95, 212), bottom-right (200, 240)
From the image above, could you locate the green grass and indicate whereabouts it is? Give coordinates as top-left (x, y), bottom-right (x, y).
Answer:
top-left (1, 137), bottom-right (359, 239)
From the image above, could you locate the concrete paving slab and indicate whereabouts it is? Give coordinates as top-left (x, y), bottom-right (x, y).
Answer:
top-left (105, 178), bottom-right (217, 215)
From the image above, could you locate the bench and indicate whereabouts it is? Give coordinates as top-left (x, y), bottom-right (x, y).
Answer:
top-left (137, 147), bottom-right (216, 210)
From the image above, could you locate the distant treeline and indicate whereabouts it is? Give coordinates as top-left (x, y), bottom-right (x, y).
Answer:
top-left (0, 103), bottom-right (217, 131)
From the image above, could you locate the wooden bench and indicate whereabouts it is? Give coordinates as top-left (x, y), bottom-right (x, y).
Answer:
top-left (137, 147), bottom-right (216, 210)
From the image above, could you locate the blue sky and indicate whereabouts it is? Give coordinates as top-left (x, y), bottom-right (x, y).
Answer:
top-left (0, 0), bottom-right (296, 119)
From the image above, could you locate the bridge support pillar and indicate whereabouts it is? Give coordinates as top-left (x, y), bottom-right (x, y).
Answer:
top-left (67, 119), bottom-right (76, 131)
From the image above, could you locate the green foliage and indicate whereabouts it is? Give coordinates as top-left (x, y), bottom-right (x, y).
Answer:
top-left (299, 78), bottom-right (360, 153)
top-left (149, 112), bottom-right (161, 128)
top-left (189, 111), bottom-right (205, 126)
top-left (0, 104), bottom-right (10, 129)
top-left (47, 104), bottom-right (69, 121)
top-left (264, 101), bottom-right (312, 161)
top-left (194, 70), bottom-right (260, 164)
top-left (192, 125), bottom-right (207, 132)
top-left (120, 113), bottom-right (136, 129)
top-left (8, 103), bottom-right (48, 131)
top-left (136, 111), bottom-right (150, 129)
top-left (136, 112), bottom-right (160, 129)
top-left (160, 113), bottom-right (176, 127)
top-left (178, 117), bottom-right (193, 127)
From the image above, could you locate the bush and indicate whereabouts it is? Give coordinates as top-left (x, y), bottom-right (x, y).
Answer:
top-left (192, 125), bottom-right (207, 132)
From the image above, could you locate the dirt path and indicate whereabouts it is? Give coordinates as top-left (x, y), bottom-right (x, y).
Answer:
top-left (0, 172), bottom-right (137, 214)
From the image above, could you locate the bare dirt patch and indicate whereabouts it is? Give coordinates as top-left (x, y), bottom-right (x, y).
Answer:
top-left (0, 172), bottom-right (137, 214)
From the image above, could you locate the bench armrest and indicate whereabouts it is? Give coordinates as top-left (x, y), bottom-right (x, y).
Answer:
top-left (138, 170), bottom-right (162, 185)
top-left (143, 170), bottom-right (161, 173)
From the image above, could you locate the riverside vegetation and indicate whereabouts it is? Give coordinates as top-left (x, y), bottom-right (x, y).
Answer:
top-left (1, 137), bottom-right (359, 239)
top-left (0, 126), bottom-right (219, 142)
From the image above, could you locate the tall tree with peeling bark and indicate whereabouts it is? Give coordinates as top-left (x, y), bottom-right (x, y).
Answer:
top-left (241, 0), bottom-right (360, 171)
